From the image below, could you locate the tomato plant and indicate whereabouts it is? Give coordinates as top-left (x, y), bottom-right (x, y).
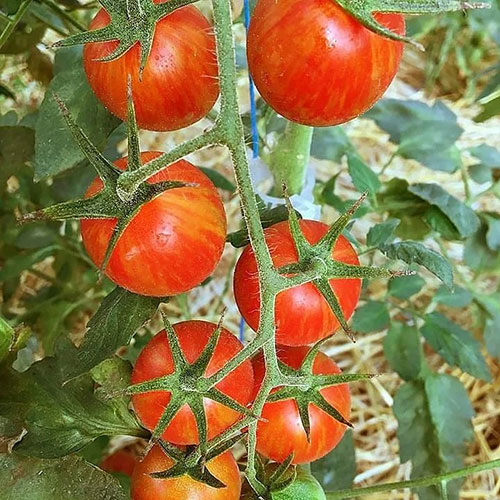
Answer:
top-left (81, 152), bottom-right (227, 297)
top-left (130, 445), bottom-right (241, 500)
top-left (247, 0), bottom-right (404, 126)
top-left (251, 346), bottom-right (351, 464)
top-left (100, 449), bottom-right (138, 477)
top-left (234, 220), bottom-right (361, 345)
top-left (84, 2), bottom-right (219, 131)
top-left (131, 320), bottom-right (254, 444)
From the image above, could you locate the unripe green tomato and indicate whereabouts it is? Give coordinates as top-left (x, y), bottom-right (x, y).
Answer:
top-left (271, 468), bottom-right (326, 500)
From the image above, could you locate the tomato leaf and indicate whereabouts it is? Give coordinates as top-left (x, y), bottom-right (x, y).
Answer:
top-left (393, 375), bottom-right (474, 500)
top-left (433, 285), bottom-right (473, 308)
top-left (351, 301), bottom-right (390, 333)
top-left (311, 126), bottom-right (353, 163)
top-left (468, 144), bottom-right (500, 184)
top-left (311, 430), bottom-right (355, 491)
top-left (383, 323), bottom-right (422, 381)
top-left (199, 167), bottom-right (235, 193)
top-left (473, 293), bottom-right (500, 359)
top-left (0, 245), bottom-right (58, 281)
top-left (347, 154), bottom-right (381, 195)
top-left (34, 47), bottom-right (120, 180)
top-left (464, 220), bottom-right (500, 271)
top-left (408, 183), bottom-right (480, 238)
top-left (366, 99), bottom-right (463, 173)
top-left (0, 316), bottom-right (14, 362)
top-left (366, 218), bottom-right (400, 247)
top-left (388, 273), bottom-right (424, 300)
top-left (55, 287), bottom-right (162, 382)
top-left (0, 357), bottom-right (144, 458)
top-left (0, 453), bottom-right (127, 500)
top-left (420, 313), bottom-right (491, 382)
top-left (0, 125), bottom-right (35, 187)
top-left (380, 241), bottom-right (453, 289)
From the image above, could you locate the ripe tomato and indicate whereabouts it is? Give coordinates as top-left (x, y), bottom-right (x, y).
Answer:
top-left (233, 220), bottom-right (361, 346)
top-left (100, 449), bottom-right (137, 477)
top-left (247, 0), bottom-right (404, 126)
top-left (131, 445), bottom-right (241, 500)
top-left (131, 320), bottom-right (254, 444)
top-left (83, 2), bottom-right (219, 131)
top-left (80, 152), bottom-right (226, 297)
top-left (252, 346), bottom-right (351, 464)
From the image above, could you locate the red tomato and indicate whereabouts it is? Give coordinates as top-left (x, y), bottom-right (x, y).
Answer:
top-left (100, 449), bottom-right (137, 477)
top-left (233, 220), bottom-right (361, 346)
top-left (252, 346), bottom-right (350, 464)
top-left (247, 0), bottom-right (404, 126)
top-left (131, 320), bottom-right (254, 444)
top-left (83, 2), bottom-right (219, 131)
top-left (80, 152), bottom-right (226, 297)
top-left (131, 445), bottom-right (241, 500)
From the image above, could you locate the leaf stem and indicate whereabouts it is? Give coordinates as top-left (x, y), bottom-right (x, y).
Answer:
top-left (0, 0), bottom-right (33, 51)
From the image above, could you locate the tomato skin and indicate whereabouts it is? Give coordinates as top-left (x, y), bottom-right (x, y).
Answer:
top-left (83, 2), bottom-right (219, 131)
top-left (100, 449), bottom-right (137, 477)
top-left (247, 0), bottom-right (404, 127)
top-left (131, 320), bottom-right (254, 444)
top-left (252, 346), bottom-right (351, 464)
top-left (80, 152), bottom-right (226, 297)
top-left (233, 220), bottom-right (361, 346)
top-left (131, 445), bottom-right (241, 500)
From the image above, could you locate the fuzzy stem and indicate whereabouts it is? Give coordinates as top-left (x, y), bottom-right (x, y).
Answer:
top-left (325, 458), bottom-right (500, 499)
top-left (268, 121), bottom-right (314, 196)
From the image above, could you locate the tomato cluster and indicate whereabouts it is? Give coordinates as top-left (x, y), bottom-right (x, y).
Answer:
top-left (73, 0), bottom-right (398, 497)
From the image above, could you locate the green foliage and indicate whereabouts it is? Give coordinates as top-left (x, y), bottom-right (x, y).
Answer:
top-left (384, 323), bottom-right (422, 381)
top-left (351, 301), bottom-right (390, 333)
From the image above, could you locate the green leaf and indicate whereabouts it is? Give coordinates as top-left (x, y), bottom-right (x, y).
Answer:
top-left (0, 454), bottom-right (127, 500)
top-left (484, 319), bottom-right (500, 359)
top-left (366, 99), bottom-right (463, 173)
top-left (56, 287), bottom-right (161, 382)
top-left (464, 220), bottom-right (500, 271)
top-left (311, 126), bottom-right (353, 162)
top-left (422, 205), bottom-right (461, 241)
top-left (14, 224), bottom-right (57, 249)
top-left (38, 300), bottom-right (78, 356)
top-left (408, 183), bottom-right (480, 238)
top-left (381, 241), bottom-right (453, 289)
top-left (388, 274), bottom-right (425, 300)
top-left (384, 323), bottom-right (421, 381)
top-left (0, 125), bottom-right (35, 186)
top-left (433, 285), bottom-right (472, 308)
top-left (0, 356), bottom-right (144, 458)
top-left (347, 154), bottom-right (381, 195)
top-left (468, 144), bottom-right (500, 183)
top-left (351, 301), bottom-right (390, 333)
top-left (0, 245), bottom-right (58, 281)
top-left (366, 218), bottom-right (400, 247)
top-left (199, 167), bottom-right (235, 192)
top-left (420, 313), bottom-right (491, 381)
top-left (34, 47), bottom-right (120, 180)
top-left (483, 213), bottom-right (500, 251)
top-left (393, 375), bottom-right (474, 500)
top-left (311, 430), bottom-right (355, 491)
top-left (0, 316), bottom-right (14, 362)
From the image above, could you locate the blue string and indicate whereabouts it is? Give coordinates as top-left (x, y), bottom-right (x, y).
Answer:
top-left (239, 0), bottom-right (259, 342)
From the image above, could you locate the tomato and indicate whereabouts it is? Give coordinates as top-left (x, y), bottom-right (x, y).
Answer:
top-left (247, 0), bottom-right (404, 127)
top-left (271, 467), bottom-right (326, 500)
top-left (131, 445), bottom-right (241, 500)
top-left (100, 449), bottom-right (137, 477)
top-left (80, 152), bottom-right (226, 297)
top-left (233, 220), bottom-right (361, 346)
top-left (131, 320), bottom-right (254, 444)
top-left (83, 2), bottom-right (219, 131)
top-left (252, 346), bottom-right (351, 464)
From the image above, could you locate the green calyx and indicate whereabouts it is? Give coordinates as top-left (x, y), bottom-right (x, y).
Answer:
top-left (280, 191), bottom-right (414, 342)
top-left (53, 0), bottom-right (197, 74)
top-left (19, 86), bottom-right (194, 274)
top-left (334, 0), bottom-right (490, 49)
top-left (269, 336), bottom-right (375, 441)
top-left (126, 313), bottom-right (257, 455)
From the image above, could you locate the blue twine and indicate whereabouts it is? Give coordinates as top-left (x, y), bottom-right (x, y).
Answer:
top-left (239, 0), bottom-right (259, 342)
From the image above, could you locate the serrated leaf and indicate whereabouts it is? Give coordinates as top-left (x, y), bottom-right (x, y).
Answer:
top-left (384, 323), bottom-right (421, 381)
top-left (366, 219), bottom-right (400, 247)
top-left (311, 430), bottom-right (355, 491)
top-left (421, 313), bottom-right (491, 381)
top-left (310, 126), bottom-right (353, 162)
top-left (34, 47), bottom-right (120, 180)
top-left (347, 154), bottom-right (381, 195)
top-left (55, 287), bottom-right (161, 382)
top-left (408, 183), bottom-right (480, 238)
top-left (434, 286), bottom-right (472, 308)
top-left (351, 301), bottom-right (390, 333)
top-left (381, 241), bottom-right (453, 289)
top-left (394, 375), bottom-right (474, 500)
top-left (388, 274), bottom-right (425, 300)
top-left (366, 99), bottom-right (463, 173)
top-left (0, 454), bottom-right (127, 500)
